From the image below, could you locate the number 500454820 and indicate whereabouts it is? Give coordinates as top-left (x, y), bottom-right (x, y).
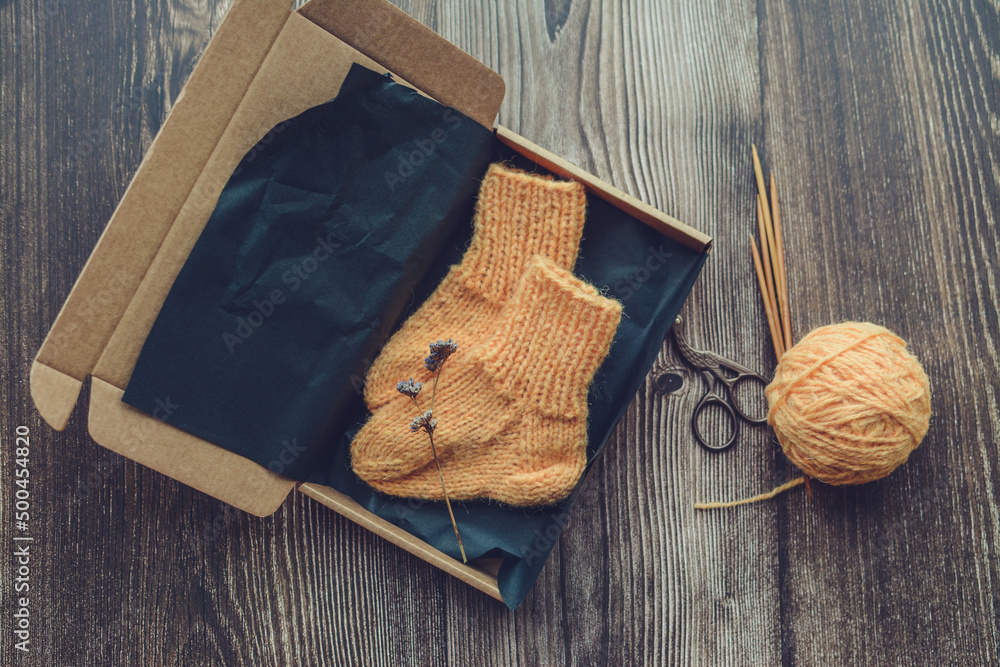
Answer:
top-left (14, 425), bottom-right (30, 518)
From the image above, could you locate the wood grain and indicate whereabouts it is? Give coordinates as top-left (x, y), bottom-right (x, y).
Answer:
top-left (1, 0), bottom-right (997, 665)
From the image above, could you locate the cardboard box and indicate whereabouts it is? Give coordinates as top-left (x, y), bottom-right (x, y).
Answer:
top-left (31, 0), bottom-right (711, 603)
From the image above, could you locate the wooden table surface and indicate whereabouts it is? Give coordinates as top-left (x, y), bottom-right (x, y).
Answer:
top-left (2, 1), bottom-right (998, 665)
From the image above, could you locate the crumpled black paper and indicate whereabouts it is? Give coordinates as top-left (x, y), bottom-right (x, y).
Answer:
top-left (124, 63), bottom-right (706, 609)
top-left (124, 64), bottom-right (495, 479)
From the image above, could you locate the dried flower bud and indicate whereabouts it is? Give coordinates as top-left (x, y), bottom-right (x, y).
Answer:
top-left (424, 338), bottom-right (458, 372)
top-left (410, 410), bottom-right (436, 434)
top-left (396, 378), bottom-right (423, 398)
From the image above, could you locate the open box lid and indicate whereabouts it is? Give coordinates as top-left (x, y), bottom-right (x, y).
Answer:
top-left (31, 0), bottom-right (709, 519)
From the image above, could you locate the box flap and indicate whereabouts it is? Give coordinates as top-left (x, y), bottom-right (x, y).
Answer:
top-left (89, 379), bottom-right (295, 517)
top-left (299, 0), bottom-right (505, 128)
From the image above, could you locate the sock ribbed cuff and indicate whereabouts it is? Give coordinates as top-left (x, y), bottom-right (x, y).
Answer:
top-left (457, 164), bottom-right (587, 302)
top-left (480, 255), bottom-right (622, 419)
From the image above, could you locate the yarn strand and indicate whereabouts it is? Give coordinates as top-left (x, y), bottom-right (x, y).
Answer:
top-left (694, 476), bottom-right (805, 510)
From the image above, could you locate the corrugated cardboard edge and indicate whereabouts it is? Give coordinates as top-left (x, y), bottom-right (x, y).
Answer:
top-left (89, 379), bottom-right (295, 517)
top-left (299, 0), bottom-right (505, 128)
top-left (298, 483), bottom-right (503, 601)
top-left (30, 0), bottom-right (293, 430)
top-left (496, 126), bottom-right (713, 254)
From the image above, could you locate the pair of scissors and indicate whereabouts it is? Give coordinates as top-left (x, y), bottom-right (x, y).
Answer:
top-left (655, 315), bottom-right (769, 452)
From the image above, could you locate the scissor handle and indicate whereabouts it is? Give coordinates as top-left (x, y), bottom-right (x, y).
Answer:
top-left (692, 384), bottom-right (738, 452)
top-left (723, 372), bottom-right (769, 424)
top-left (673, 316), bottom-right (767, 382)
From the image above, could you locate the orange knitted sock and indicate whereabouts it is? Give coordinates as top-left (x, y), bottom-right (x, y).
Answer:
top-left (362, 163), bottom-right (587, 410)
top-left (351, 255), bottom-right (622, 506)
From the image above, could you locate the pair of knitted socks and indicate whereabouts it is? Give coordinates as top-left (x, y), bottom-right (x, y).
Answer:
top-left (351, 164), bottom-right (622, 506)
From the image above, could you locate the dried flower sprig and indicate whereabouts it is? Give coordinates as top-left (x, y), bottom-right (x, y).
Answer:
top-left (396, 379), bottom-right (423, 399)
top-left (397, 340), bottom-right (467, 563)
top-left (424, 338), bottom-right (458, 373)
top-left (409, 410), bottom-right (436, 433)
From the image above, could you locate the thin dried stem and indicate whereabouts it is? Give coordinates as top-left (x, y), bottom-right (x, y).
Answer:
top-left (429, 366), bottom-right (441, 413)
top-left (429, 362), bottom-right (466, 562)
top-left (405, 357), bottom-right (466, 563)
top-left (427, 429), bottom-right (467, 562)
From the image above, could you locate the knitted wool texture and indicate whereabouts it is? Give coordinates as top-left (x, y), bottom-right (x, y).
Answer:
top-left (765, 321), bottom-right (931, 485)
top-left (352, 255), bottom-right (622, 506)
top-left (363, 163), bottom-right (587, 410)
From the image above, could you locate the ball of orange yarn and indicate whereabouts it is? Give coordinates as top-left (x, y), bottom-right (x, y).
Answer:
top-left (765, 322), bottom-right (931, 485)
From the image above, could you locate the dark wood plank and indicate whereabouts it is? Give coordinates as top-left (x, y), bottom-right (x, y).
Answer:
top-left (1, 0), bottom-right (996, 665)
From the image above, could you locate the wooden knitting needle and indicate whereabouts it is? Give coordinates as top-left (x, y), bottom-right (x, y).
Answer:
top-left (770, 174), bottom-right (791, 350)
top-left (756, 195), bottom-right (779, 339)
top-left (750, 236), bottom-right (784, 361)
top-left (752, 145), bottom-right (787, 350)
top-left (759, 192), bottom-right (784, 346)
